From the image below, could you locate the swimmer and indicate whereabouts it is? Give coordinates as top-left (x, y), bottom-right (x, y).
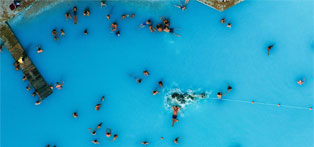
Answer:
top-left (55, 81), bottom-right (64, 90)
top-left (164, 27), bottom-right (181, 37)
top-left (175, 0), bottom-right (190, 11)
top-left (277, 104), bottom-right (281, 107)
top-left (35, 100), bottom-right (41, 105)
top-left (60, 29), bottom-right (65, 36)
top-left (149, 25), bottom-right (156, 32)
top-left (227, 23), bottom-right (232, 28)
top-left (26, 84), bottom-right (31, 91)
top-left (220, 18), bottom-right (226, 23)
top-left (73, 6), bottom-right (77, 24)
top-left (14, 61), bottom-right (20, 70)
top-left (46, 145), bottom-right (50, 147)
top-left (161, 17), bottom-right (170, 27)
top-left (174, 137), bottom-right (181, 144)
top-left (224, 84), bottom-right (232, 96)
top-left (65, 12), bottom-right (71, 20)
top-left (217, 92), bottom-right (222, 99)
top-left (83, 9), bottom-right (90, 16)
top-left (130, 14), bottom-right (135, 18)
top-left (111, 23), bottom-right (118, 31)
top-left (91, 140), bottom-right (99, 144)
top-left (88, 128), bottom-right (96, 135)
top-left (172, 106), bottom-right (180, 127)
top-left (140, 19), bottom-right (151, 28)
top-left (95, 104), bottom-right (101, 111)
top-left (116, 31), bottom-right (120, 37)
top-left (251, 101), bottom-right (255, 104)
top-left (50, 85), bottom-right (53, 90)
top-left (23, 75), bottom-right (27, 81)
top-left (37, 46), bottom-right (43, 53)
top-left (54, 36), bottom-right (59, 40)
top-left (0, 43), bottom-right (2, 52)
top-left (160, 137), bottom-right (164, 140)
top-left (297, 78), bottom-right (305, 85)
top-left (158, 81), bottom-right (163, 88)
top-left (121, 14), bottom-right (129, 20)
top-left (112, 134), bottom-right (118, 142)
top-left (101, 96), bottom-right (105, 101)
top-left (136, 78), bottom-right (142, 83)
top-left (52, 29), bottom-right (57, 36)
top-left (106, 128), bottom-right (112, 137)
top-left (73, 112), bottom-right (78, 118)
top-left (101, 1), bottom-right (107, 8)
top-left (143, 70), bottom-right (149, 76)
top-left (106, 14), bottom-right (111, 20)
top-left (153, 90), bottom-right (159, 95)
top-left (32, 91), bottom-right (37, 97)
top-left (84, 29), bottom-right (88, 35)
top-left (141, 141), bottom-right (149, 145)
top-left (267, 45), bottom-right (273, 56)
top-left (96, 122), bottom-right (103, 129)
top-left (156, 24), bottom-right (163, 32)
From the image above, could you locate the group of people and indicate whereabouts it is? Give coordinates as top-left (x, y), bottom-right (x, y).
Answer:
top-left (140, 17), bottom-right (181, 37)
top-left (217, 84), bottom-right (232, 99)
top-left (140, 137), bottom-right (181, 145)
top-left (134, 70), bottom-right (164, 95)
top-left (220, 18), bottom-right (232, 28)
top-left (51, 29), bottom-right (65, 40)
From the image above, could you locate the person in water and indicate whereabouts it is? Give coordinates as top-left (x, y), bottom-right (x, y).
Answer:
top-left (106, 128), bottom-right (112, 137)
top-left (227, 23), bottom-right (232, 28)
top-left (156, 24), bottom-right (163, 32)
top-left (297, 78), bottom-right (305, 85)
top-left (149, 25), bottom-right (156, 32)
top-left (224, 84), bottom-right (232, 96)
top-left (96, 122), bottom-right (102, 129)
top-left (88, 128), bottom-right (96, 135)
top-left (73, 112), bottom-right (78, 118)
top-left (121, 14), bottom-right (129, 20)
top-left (116, 31), bottom-right (120, 37)
top-left (164, 27), bottom-right (181, 37)
top-left (267, 45), bottom-right (273, 56)
top-left (83, 9), bottom-right (90, 16)
top-left (95, 104), bottom-right (101, 110)
top-left (35, 100), bottom-right (41, 105)
top-left (26, 84), bottom-right (31, 91)
top-left (143, 70), bottom-right (149, 76)
top-left (172, 106), bottom-right (180, 127)
top-left (158, 81), bottom-right (163, 88)
top-left (55, 81), bottom-right (64, 90)
top-left (141, 141), bottom-right (149, 145)
top-left (32, 91), bottom-right (37, 97)
top-left (153, 90), bottom-right (159, 95)
top-left (101, 0), bottom-right (107, 8)
top-left (174, 0), bottom-right (190, 11)
top-left (84, 29), bottom-right (88, 35)
top-left (52, 29), bottom-right (57, 36)
top-left (106, 14), bottom-right (111, 20)
top-left (112, 134), bottom-right (118, 142)
top-left (174, 137), bottom-right (181, 144)
top-left (23, 75), bottom-right (27, 81)
top-left (65, 12), bottom-right (71, 20)
top-left (37, 46), bottom-right (43, 53)
top-left (60, 29), bottom-right (65, 36)
top-left (136, 78), bottom-right (142, 83)
top-left (130, 14), bottom-right (135, 18)
top-left (161, 17), bottom-right (170, 27)
top-left (73, 6), bottom-right (77, 24)
top-left (220, 18), bottom-right (226, 23)
top-left (91, 140), bottom-right (99, 144)
top-left (101, 96), bottom-right (105, 101)
top-left (217, 92), bottom-right (222, 99)
top-left (0, 43), bottom-right (3, 52)
top-left (140, 19), bottom-right (151, 28)
top-left (111, 23), bottom-right (118, 31)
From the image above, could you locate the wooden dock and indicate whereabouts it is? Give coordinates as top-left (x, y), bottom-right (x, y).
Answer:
top-left (197, 0), bottom-right (243, 12)
top-left (0, 22), bottom-right (52, 100)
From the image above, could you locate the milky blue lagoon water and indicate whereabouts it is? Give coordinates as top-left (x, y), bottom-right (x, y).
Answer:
top-left (1, 0), bottom-right (313, 147)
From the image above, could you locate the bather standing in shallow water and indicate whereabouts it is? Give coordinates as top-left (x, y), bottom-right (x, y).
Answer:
top-left (106, 128), bottom-right (112, 137)
top-left (172, 106), bottom-right (180, 127)
top-left (217, 92), bottom-right (222, 99)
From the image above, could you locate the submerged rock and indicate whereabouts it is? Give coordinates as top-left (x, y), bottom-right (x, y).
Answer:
top-left (165, 89), bottom-right (210, 108)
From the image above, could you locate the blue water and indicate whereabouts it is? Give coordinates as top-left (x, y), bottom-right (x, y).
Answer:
top-left (1, 0), bottom-right (313, 147)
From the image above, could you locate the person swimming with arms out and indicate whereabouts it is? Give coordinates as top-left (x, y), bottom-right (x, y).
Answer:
top-left (223, 84), bottom-right (232, 96)
top-left (174, 137), bottom-right (181, 144)
top-left (297, 78), bottom-right (305, 85)
top-left (88, 128), bottom-right (97, 135)
top-left (65, 12), bottom-right (71, 20)
top-left (111, 23), bottom-right (118, 31)
top-left (36, 46), bottom-right (43, 53)
top-left (106, 128), bottom-right (112, 137)
top-left (141, 141), bottom-right (149, 145)
top-left (175, 0), bottom-right (190, 11)
top-left (91, 140), bottom-right (100, 144)
top-left (73, 6), bottom-right (77, 24)
top-left (172, 106), bottom-right (180, 127)
top-left (55, 81), bottom-right (64, 90)
top-left (139, 19), bottom-right (151, 28)
top-left (267, 44), bottom-right (273, 56)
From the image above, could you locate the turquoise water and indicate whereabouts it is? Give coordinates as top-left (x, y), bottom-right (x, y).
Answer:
top-left (1, 0), bottom-right (313, 147)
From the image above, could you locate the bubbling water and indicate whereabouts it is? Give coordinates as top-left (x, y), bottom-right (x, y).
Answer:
top-left (164, 88), bottom-right (211, 110)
